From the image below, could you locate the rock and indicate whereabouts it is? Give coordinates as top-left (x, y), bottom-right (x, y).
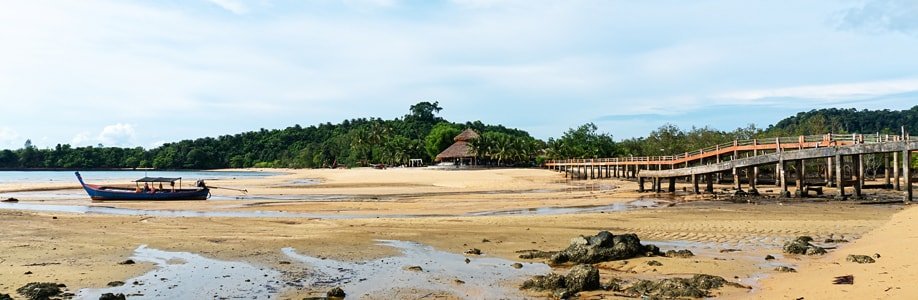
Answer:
top-left (482, 239), bottom-right (491, 243)
top-left (24, 271), bottom-right (32, 275)
top-left (647, 260), bottom-right (663, 266)
top-left (846, 255), bottom-right (876, 264)
top-left (517, 250), bottom-right (557, 260)
top-left (644, 244), bottom-right (662, 257)
top-left (549, 231), bottom-right (654, 264)
top-left (824, 238), bottom-right (849, 243)
top-left (454, 279), bottom-right (465, 284)
top-left (624, 274), bottom-right (730, 299)
top-left (464, 248), bottom-right (482, 255)
top-left (783, 236), bottom-right (826, 255)
top-left (511, 263), bottom-right (523, 269)
top-left (106, 281), bottom-right (125, 287)
top-left (775, 266), bottom-right (797, 272)
top-left (119, 259), bottom-right (135, 265)
top-left (464, 258), bottom-right (471, 264)
top-left (99, 293), bottom-right (126, 300)
top-left (327, 287), bottom-right (346, 298)
top-left (406, 265), bottom-right (423, 272)
top-left (602, 278), bottom-right (624, 292)
top-left (874, 253), bottom-right (881, 259)
top-left (278, 261), bottom-right (291, 265)
top-left (16, 282), bottom-right (62, 300)
top-left (665, 249), bottom-right (695, 258)
top-left (765, 255), bottom-right (776, 260)
top-left (564, 264), bottom-right (600, 293)
top-left (0, 293), bottom-right (12, 300)
top-left (720, 249), bottom-right (741, 253)
top-left (520, 273), bottom-right (566, 291)
top-left (2, 197), bottom-right (18, 203)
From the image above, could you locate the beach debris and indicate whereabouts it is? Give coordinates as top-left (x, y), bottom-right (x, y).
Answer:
top-left (833, 275), bottom-right (854, 285)
top-left (824, 238), bottom-right (849, 243)
top-left (511, 262), bottom-right (523, 269)
top-left (405, 265), bottom-right (423, 272)
top-left (99, 293), bottom-right (126, 300)
top-left (16, 282), bottom-right (62, 300)
top-left (327, 287), bottom-right (346, 298)
top-left (2, 197), bottom-right (18, 203)
top-left (547, 231), bottom-right (662, 264)
top-left (783, 236), bottom-right (827, 255)
top-left (623, 274), bottom-right (740, 299)
top-left (464, 248), bottom-right (482, 255)
top-left (118, 259), bottom-right (136, 265)
top-left (520, 264), bottom-right (600, 295)
top-left (454, 279), bottom-right (465, 284)
top-left (774, 266), bottom-right (797, 273)
top-left (647, 260), bottom-right (663, 266)
top-left (846, 255), bottom-right (876, 264)
top-left (765, 255), bottom-right (776, 260)
top-left (665, 249), bottom-right (695, 258)
top-left (106, 281), bottom-right (125, 287)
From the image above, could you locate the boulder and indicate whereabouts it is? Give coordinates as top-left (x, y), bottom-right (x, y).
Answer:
top-left (2, 197), bottom-right (18, 203)
top-left (106, 281), bottom-right (125, 287)
top-left (99, 293), bottom-right (126, 300)
top-left (511, 263), bottom-right (523, 269)
top-left (764, 255), bottom-right (776, 260)
top-left (846, 255), bottom-right (876, 264)
top-left (647, 260), bottom-right (663, 266)
top-left (16, 282), bottom-right (61, 300)
top-left (464, 248), bottom-right (482, 255)
top-left (783, 236), bottom-right (826, 255)
top-left (564, 264), bottom-right (600, 293)
top-left (118, 259), bottom-right (135, 265)
top-left (327, 287), bottom-right (346, 298)
top-left (549, 231), bottom-right (655, 264)
top-left (520, 273), bottom-right (566, 291)
top-left (0, 293), bottom-right (12, 300)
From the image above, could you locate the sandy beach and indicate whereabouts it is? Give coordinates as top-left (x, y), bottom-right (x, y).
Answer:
top-left (0, 167), bottom-right (913, 299)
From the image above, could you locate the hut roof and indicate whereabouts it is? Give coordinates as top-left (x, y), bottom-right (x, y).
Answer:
top-left (435, 141), bottom-right (474, 160)
top-left (454, 128), bottom-right (480, 142)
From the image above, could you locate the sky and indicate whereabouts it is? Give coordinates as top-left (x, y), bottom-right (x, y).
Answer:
top-left (1, 0), bottom-right (917, 150)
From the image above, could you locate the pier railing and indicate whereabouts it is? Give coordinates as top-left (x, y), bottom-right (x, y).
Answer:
top-left (545, 133), bottom-right (915, 166)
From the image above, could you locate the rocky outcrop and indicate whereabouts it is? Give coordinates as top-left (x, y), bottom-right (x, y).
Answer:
top-left (521, 264), bottom-right (601, 296)
top-left (547, 231), bottom-right (661, 265)
top-left (327, 287), bottom-right (346, 298)
top-left (783, 236), bottom-right (826, 255)
top-left (99, 293), bottom-right (126, 300)
top-left (16, 282), bottom-right (62, 300)
top-left (623, 274), bottom-right (734, 299)
top-left (665, 249), bottom-right (694, 258)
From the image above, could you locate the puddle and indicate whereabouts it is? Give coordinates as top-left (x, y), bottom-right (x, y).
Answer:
top-left (467, 199), bottom-right (664, 216)
top-left (78, 245), bottom-right (281, 299)
top-left (283, 240), bottom-right (550, 299)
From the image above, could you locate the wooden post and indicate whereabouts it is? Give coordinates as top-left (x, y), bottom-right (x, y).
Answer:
top-left (705, 173), bottom-right (714, 193)
top-left (795, 160), bottom-right (804, 197)
top-left (638, 177), bottom-right (645, 192)
top-left (855, 154), bottom-right (864, 199)
top-left (692, 173), bottom-right (699, 194)
top-left (668, 177), bottom-right (676, 193)
top-left (885, 153), bottom-right (891, 187)
top-left (826, 157), bottom-right (833, 187)
top-left (894, 151), bottom-right (901, 191)
top-left (904, 149), bottom-right (912, 203)
top-left (835, 153), bottom-right (846, 200)
top-left (748, 166), bottom-right (757, 192)
top-left (733, 167), bottom-right (741, 190)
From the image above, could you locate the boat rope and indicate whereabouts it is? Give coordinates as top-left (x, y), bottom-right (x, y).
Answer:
top-left (207, 186), bottom-right (248, 194)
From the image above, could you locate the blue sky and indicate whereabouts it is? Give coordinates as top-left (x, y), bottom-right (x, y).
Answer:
top-left (1, 0), bottom-right (917, 149)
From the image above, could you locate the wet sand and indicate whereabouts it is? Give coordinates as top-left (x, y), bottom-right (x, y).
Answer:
top-left (0, 168), bottom-right (913, 299)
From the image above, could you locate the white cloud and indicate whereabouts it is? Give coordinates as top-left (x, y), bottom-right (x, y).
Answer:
top-left (70, 132), bottom-right (92, 147)
top-left (715, 78), bottom-right (918, 102)
top-left (97, 124), bottom-right (137, 147)
top-left (0, 127), bottom-right (21, 150)
top-left (205, 0), bottom-right (248, 14)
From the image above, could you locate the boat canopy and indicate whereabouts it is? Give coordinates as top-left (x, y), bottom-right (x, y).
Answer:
top-left (134, 177), bottom-right (181, 183)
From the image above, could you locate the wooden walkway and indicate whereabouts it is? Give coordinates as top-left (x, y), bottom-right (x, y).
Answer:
top-left (544, 133), bottom-right (917, 202)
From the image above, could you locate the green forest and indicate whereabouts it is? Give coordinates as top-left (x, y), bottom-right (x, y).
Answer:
top-left (1, 104), bottom-right (916, 169)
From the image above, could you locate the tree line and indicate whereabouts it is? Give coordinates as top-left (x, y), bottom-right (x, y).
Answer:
top-left (1, 105), bottom-right (915, 169)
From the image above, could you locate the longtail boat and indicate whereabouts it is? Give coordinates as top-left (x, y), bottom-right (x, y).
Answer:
top-left (75, 172), bottom-right (209, 201)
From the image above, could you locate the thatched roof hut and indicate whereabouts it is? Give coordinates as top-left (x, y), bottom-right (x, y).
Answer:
top-left (435, 129), bottom-right (479, 162)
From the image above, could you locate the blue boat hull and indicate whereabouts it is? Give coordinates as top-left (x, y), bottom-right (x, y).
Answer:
top-left (76, 172), bottom-right (209, 201)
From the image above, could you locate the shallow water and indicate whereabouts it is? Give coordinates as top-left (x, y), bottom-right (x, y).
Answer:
top-left (78, 245), bottom-right (282, 299)
top-left (467, 199), bottom-right (663, 216)
top-left (283, 240), bottom-right (550, 299)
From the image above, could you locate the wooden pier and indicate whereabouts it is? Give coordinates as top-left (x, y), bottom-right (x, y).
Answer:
top-left (544, 133), bottom-right (917, 202)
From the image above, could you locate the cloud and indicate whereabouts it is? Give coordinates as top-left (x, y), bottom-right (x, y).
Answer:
top-left (205, 0), bottom-right (248, 14)
top-left (70, 132), bottom-right (92, 147)
top-left (0, 127), bottom-right (21, 150)
top-left (715, 78), bottom-right (918, 103)
top-left (97, 124), bottom-right (137, 147)
top-left (836, 0), bottom-right (918, 35)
